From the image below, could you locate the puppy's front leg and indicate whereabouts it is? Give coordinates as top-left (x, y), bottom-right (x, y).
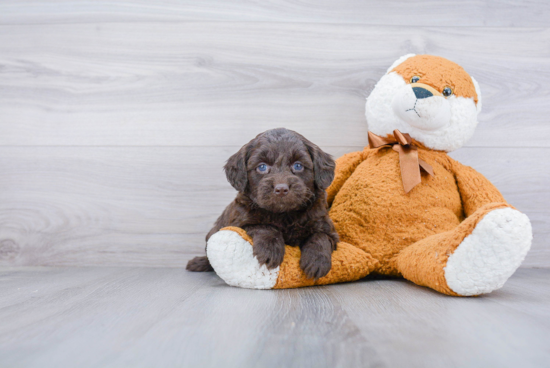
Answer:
top-left (300, 233), bottom-right (334, 280)
top-left (245, 225), bottom-right (285, 270)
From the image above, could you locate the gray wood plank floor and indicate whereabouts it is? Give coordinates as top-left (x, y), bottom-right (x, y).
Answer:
top-left (0, 267), bottom-right (548, 368)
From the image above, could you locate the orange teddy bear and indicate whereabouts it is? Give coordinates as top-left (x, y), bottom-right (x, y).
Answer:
top-left (205, 55), bottom-right (532, 296)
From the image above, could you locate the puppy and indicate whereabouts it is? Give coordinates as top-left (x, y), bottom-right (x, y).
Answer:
top-left (186, 128), bottom-right (339, 279)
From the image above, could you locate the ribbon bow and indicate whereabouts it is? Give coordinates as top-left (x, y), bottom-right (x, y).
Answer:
top-left (368, 130), bottom-right (434, 193)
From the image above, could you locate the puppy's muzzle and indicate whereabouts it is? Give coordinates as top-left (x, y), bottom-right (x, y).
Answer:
top-left (274, 183), bottom-right (289, 197)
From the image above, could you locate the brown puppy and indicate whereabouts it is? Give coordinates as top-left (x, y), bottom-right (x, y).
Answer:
top-left (186, 128), bottom-right (339, 279)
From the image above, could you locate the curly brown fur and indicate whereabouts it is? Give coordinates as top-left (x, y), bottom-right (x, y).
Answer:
top-left (186, 256), bottom-right (214, 272)
top-left (186, 128), bottom-right (339, 279)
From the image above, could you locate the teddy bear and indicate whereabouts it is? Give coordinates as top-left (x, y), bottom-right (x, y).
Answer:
top-left (204, 54), bottom-right (533, 296)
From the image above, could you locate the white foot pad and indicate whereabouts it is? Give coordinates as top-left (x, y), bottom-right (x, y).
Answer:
top-left (445, 208), bottom-right (532, 296)
top-left (207, 230), bottom-right (278, 289)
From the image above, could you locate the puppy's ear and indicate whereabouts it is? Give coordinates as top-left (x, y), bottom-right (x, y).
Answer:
top-left (224, 143), bottom-right (250, 192)
top-left (303, 139), bottom-right (335, 190)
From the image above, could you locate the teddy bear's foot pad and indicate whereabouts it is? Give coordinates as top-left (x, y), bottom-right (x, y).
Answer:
top-left (207, 229), bottom-right (279, 289)
top-left (445, 208), bottom-right (532, 296)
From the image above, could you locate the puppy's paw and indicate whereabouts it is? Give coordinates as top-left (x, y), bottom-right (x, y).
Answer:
top-left (252, 237), bottom-right (285, 270)
top-left (300, 249), bottom-right (332, 280)
top-left (186, 256), bottom-right (214, 272)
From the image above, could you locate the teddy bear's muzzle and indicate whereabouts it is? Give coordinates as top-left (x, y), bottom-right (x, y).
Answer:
top-left (411, 83), bottom-right (442, 99)
top-left (391, 83), bottom-right (451, 131)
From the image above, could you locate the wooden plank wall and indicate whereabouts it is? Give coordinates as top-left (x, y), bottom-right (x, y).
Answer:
top-left (0, 1), bottom-right (548, 268)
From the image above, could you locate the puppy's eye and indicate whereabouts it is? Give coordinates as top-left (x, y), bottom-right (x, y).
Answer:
top-left (292, 162), bottom-right (303, 172)
top-left (410, 76), bottom-right (420, 83)
top-left (257, 163), bottom-right (269, 173)
top-left (442, 87), bottom-right (453, 97)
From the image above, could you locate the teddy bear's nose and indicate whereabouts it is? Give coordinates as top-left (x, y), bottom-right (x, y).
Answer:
top-left (413, 87), bottom-right (433, 99)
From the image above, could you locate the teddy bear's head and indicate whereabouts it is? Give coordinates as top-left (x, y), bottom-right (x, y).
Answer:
top-left (365, 54), bottom-right (482, 152)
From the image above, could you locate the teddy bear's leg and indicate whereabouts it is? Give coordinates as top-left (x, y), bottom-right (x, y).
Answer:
top-left (396, 204), bottom-right (532, 296)
top-left (206, 226), bottom-right (378, 289)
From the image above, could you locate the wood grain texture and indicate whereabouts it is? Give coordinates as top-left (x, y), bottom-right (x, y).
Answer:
top-left (0, 146), bottom-right (547, 267)
top-left (0, 23), bottom-right (549, 148)
top-left (1, 0), bottom-right (549, 26)
top-left (0, 1), bottom-right (548, 269)
top-left (0, 267), bottom-right (548, 368)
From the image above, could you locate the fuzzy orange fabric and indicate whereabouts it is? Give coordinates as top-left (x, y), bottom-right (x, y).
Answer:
top-left (271, 136), bottom-right (508, 294)
top-left (220, 226), bottom-right (378, 288)
top-left (327, 141), bottom-right (506, 273)
top-left (396, 202), bottom-right (510, 295)
top-left (392, 55), bottom-right (478, 104)
top-left (274, 241), bottom-right (378, 289)
top-left (221, 226), bottom-right (253, 245)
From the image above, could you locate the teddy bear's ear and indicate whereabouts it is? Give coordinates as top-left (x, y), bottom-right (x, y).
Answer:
top-left (386, 54), bottom-right (416, 73)
top-left (471, 76), bottom-right (482, 114)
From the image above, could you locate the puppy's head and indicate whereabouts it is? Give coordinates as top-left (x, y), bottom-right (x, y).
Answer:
top-left (224, 128), bottom-right (335, 213)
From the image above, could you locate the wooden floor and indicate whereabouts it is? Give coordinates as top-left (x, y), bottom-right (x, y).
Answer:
top-left (0, 267), bottom-right (548, 368)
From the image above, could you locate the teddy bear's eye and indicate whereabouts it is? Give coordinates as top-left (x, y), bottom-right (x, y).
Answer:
top-left (442, 87), bottom-right (453, 97)
top-left (410, 76), bottom-right (420, 83)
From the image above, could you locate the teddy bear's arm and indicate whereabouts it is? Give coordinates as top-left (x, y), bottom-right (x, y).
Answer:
top-left (326, 150), bottom-right (365, 206)
top-left (451, 159), bottom-right (507, 217)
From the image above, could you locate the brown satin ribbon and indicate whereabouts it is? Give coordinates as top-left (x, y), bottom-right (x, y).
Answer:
top-left (368, 130), bottom-right (434, 193)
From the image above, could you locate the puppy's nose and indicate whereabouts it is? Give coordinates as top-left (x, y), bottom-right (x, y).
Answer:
top-left (274, 184), bottom-right (289, 197)
top-left (412, 87), bottom-right (433, 99)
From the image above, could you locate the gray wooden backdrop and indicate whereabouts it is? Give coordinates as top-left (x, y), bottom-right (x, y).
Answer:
top-left (0, 1), bottom-right (548, 268)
